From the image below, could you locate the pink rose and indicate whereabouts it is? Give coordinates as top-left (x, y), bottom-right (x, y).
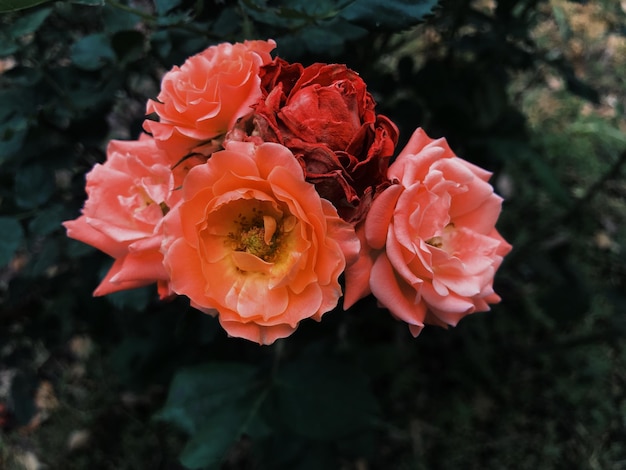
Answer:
top-left (162, 141), bottom-right (359, 345)
top-left (144, 40), bottom-right (276, 159)
top-left (344, 128), bottom-right (512, 336)
top-left (63, 135), bottom-right (180, 297)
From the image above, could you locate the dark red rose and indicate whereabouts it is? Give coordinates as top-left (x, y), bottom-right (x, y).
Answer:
top-left (232, 58), bottom-right (398, 223)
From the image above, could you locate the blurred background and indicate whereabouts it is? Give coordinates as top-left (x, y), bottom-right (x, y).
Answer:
top-left (1, 0), bottom-right (625, 468)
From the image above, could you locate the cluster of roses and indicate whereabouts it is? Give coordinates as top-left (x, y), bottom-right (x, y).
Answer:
top-left (64, 39), bottom-right (511, 345)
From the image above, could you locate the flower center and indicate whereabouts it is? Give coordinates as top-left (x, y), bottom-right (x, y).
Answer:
top-left (425, 223), bottom-right (455, 251)
top-left (237, 224), bottom-right (277, 261)
top-left (425, 236), bottom-right (443, 248)
top-left (230, 210), bottom-right (287, 263)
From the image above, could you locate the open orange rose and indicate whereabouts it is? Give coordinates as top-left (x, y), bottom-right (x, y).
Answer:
top-left (144, 40), bottom-right (275, 159)
top-left (229, 58), bottom-right (398, 223)
top-left (344, 128), bottom-right (511, 336)
top-left (63, 135), bottom-right (180, 298)
top-left (162, 141), bottom-right (359, 345)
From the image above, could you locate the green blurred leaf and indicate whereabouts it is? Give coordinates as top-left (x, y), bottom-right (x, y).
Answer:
top-left (158, 362), bottom-right (268, 468)
top-left (277, 18), bottom-right (366, 55)
top-left (109, 336), bottom-right (157, 384)
top-left (339, 0), bottom-right (439, 30)
top-left (0, 40), bottom-right (18, 56)
top-left (179, 403), bottom-right (258, 470)
top-left (28, 204), bottom-right (67, 236)
top-left (0, 0), bottom-right (49, 12)
top-left (9, 6), bottom-right (52, 37)
top-left (14, 164), bottom-right (56, 209)
top-left (569, 121), bottom-right (626, 147)
top-left (2, 66), bottom-right (43, 87)
top-left (154, 0), bottom-right (182, 15)
top-left (157, 362), bottom-right (259, 434)
top-left (212, 7), bottom-right (240, 36)
top-left (489, 139), bottom-right (573, 208)
top-left (239, 0), bottom-right (309, 28)
top-left (0, 115), bottom-right (28, 163)
top-left (9, 372), bottom-right (36, 425)
top-left (111, 30), bottom-right (145, 65)
top-left (70, 33), bottom-right (116, 70)
top-left (155, 10), bottom-right (190, 26)
top-left (0, 87), bottom-right (37, 121)
top-left (275, 356), bottom-right (379, 439)
top-left (24, 239), bottom-right (60, 278)
top-left (103, 3), bottom-right (140, 33)
top-left (0, 217), bottom-right (24, 267)
top-left (64, 237), bottom-right (95, 258)
top-left (106, 285), bottom-right (151, 311)
top-left (70, 0), bottom-right (103, 4)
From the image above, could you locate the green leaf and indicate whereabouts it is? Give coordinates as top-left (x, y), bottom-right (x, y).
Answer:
top-left (278, 18), bottom-right (366, 56)
top-left (14, 164), bottom-right (56, 209)
top-left (24, 239), bottom-right (59, 278)
top-left (111, 30), bottom-right (145, 65)
top-left (28, 204), bottom-right (67, 236)
top-left (64, 237), bottom-right (95, 258)
top-left (179, 404), bottom-right (253, 470)
top-left (159, 362), bottom-right (267, 468)
top-left (0, 0), bottom-right (49, 12)
top-left (157, 362), bottom-right (259, 434)
top-left (70, 0), bottom-right (103, 4)
top-left (9, 6), bottom-right (52, 37)
top-left (339, 0), bottom-right (439, 30)
top-left (0, 40), bottom-right (18, 57)
top-left (239, 0), bottom-right (308, 29)
top-left (0, 115), bottom-right (28, 163)
top-left (154, 0), bottom-right (182, 16)
top-left (103, 3), bottom-right (140, 33)
top-left (0, 217), bottom-right (24, 267)
top-left (70, 34), bottom-right (116, 71)
top-left (275, 356), bottom-right (379, 439)
top-left (2, 66), bottom-right (43, 87)
top-left (106, 285), bottom-right (151, 311)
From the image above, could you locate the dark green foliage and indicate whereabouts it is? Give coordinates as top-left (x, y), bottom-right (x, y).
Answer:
top-left (2, 0), bottom-right (626, 469)
top-left (272, 355), bottom-right (379, 439)
top-left (0, 216), bottom-right (24, 267)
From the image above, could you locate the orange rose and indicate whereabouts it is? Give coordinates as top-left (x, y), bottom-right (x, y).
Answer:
top-left (144, 40), bottom-right (276, 159)
top-left (162, 141), bottom-right (359, 344)
top-left (344, 128), bottom-right (511, 336)
top-left (63, 135), bottom-right (180, 298)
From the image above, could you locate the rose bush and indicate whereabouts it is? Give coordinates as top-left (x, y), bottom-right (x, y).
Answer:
top-left (64, 135), bottom-right (180, 298)
top-left (344, 128), bottom-right (512, 336)
top-left (144, 39), bottom-right (276, 159)
top-left (162, 141), bottom-right (360, 345)
top-left (231, 58), bottom-right (398, 223)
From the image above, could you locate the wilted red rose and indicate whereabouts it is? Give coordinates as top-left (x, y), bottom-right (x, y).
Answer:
top-left (230, 58), bottom-right (398, 223)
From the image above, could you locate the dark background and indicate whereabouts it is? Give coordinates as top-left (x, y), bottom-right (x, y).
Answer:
top-left (1, 0), bottom-right (625, 468)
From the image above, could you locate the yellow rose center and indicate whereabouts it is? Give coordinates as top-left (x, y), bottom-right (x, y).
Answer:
top-left (228, 206), bottom-right (297, 265)
top-left (237, 223), bottom-right (278, 261)
top-left (425, 223), bottom-right (455, 250)
top-left (426, 236), bottom-right (443, 248)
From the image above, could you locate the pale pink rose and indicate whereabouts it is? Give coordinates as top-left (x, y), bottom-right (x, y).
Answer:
top-left (162, 141), bottom-right (359, 345)
top-left (63, 135), bottom-right (180, 297)
top-left (144, 40), bottom-right (276, 159)
top-left (344, 128), bottom-right (512, 336)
